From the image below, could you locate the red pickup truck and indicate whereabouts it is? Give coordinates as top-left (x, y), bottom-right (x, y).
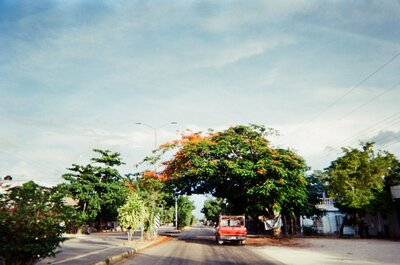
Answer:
top-left (215, 215), bottom-right (247, 245)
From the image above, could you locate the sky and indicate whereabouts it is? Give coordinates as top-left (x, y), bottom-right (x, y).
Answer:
top-left (1, 0), bottom-right (400, 218)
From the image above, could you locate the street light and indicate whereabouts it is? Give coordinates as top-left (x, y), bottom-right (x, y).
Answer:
top-left (175, 195), bottom-right (178, 230)
top-left (136, 121), bottom-right (179, 229)
top-left (135, 122), bottom-right (177, 150)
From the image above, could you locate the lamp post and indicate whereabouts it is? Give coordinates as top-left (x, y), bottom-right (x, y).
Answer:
top-left (135, 122), bottom-right (177, 151)
top-left (175, 195), bottom-right (178, 230)
top-left (136, 121), bottom-right (177, 172)
top-left (136, 121), bottom-right (178, 229)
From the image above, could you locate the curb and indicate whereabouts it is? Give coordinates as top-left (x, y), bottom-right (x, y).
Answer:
top-left (93, 236), bottom-right (171, 265)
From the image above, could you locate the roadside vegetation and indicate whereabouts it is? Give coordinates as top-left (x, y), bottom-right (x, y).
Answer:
top-left (1, 124), bottom-right (399, 263)
top-left (326, 142), bottom-right (400, 235)
top-left (0, 181), bottom-right (71, 265)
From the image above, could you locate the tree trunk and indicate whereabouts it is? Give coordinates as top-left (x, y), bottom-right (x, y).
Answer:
top-left (140, 226), bottom-right (144, 242)
top-left (282, 215), bottom-right (287, 236)
top-left (98, 217), bottom-right (103, 232)
top-left (127, 229), bottom-right (132, 242)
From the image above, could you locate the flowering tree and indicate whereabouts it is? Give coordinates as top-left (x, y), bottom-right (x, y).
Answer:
top-left (154, 124), bottom-right (311, 234)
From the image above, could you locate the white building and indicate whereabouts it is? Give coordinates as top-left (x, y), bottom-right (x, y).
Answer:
top-left (301, 197), bottom-right (344, 235)
top-left (0, 176), bottom-right (28, 195)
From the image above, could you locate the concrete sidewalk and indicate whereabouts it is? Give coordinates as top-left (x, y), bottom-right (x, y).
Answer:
top-left (37, 228), bottom-right (175, 265)
top-left (249, 238), bottom-right (400, 265)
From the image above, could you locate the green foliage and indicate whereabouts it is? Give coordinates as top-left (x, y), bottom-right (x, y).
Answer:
top-left (130, 171), bottom-right (174, 234)
top-left (160, 124), bottom-right (310, 219)
top-left (326, 142), bottom-right (396, 214)
top-left (0, 181), bottom-right (69, 265)
top-left (384, 155), bottom-right (400, 187)
top-left (61, 149), bottom-right (129, 229)
top-left (303, 170), bottom-right (328, 218)
top-left (201, 197), bottom-right (227, 223)
top-left (177, 196), bottom-right (195, 228)
top-left (117, 192), bottom-right (147, 241)
top-left (136, 187), bottom-right (162, 238)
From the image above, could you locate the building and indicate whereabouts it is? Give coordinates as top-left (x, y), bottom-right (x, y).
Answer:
top-left (0, 175), bottom-right (28, 195)
top-left (301, 197), bottom-right (344, 235)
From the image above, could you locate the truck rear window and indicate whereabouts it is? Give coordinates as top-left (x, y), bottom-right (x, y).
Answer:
top-left (220, 219), bottom-right (241, 227)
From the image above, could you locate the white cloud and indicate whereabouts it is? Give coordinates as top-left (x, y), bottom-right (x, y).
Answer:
top-left (197, 37), bottom-right (295, 69)
top-left (1, 0), bottom-right (399, 184)
top-left (369, 130), bottom-right (400, 146)
top-left (198, 0), bottom-right (318, 33)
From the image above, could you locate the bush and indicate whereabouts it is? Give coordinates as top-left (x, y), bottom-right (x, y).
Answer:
top-left (0, 181), bottom-right (69, 265)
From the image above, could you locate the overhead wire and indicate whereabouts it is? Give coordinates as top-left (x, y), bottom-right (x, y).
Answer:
top-left (322, 111), bottom-right (400, 156)
top-left (305, 51), bottom-right (400, 124)
top-left (301, 51), bottom-right (400, 161)
top-left (380, 137), bottom-right (400, 149)
top-left (336, 81), bottom-right (400, 122)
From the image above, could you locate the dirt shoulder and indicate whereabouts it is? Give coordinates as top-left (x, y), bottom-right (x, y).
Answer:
top-left (246, 237), bottom-right (310, 247)
top-left (247, 237), bottom-right (400, 265)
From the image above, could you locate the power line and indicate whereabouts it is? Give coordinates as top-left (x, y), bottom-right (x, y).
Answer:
top-left (337, 81), bottom-right (400, 121)
top-left (319, 119), bottom-right (400, 160)
top-left (323, 111), bottom-right (400, 155)
top-left (381, 137), bottom-right (400, 149)
top-left (341, 113), bottom-right (400, 146)
top-left (306, 51), bottom-right (400, 124)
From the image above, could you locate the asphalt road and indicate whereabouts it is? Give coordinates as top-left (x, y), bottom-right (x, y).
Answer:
top-left (117, 225), bottom-right (282, 265)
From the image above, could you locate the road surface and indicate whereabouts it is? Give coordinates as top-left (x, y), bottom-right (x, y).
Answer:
top-left (118, 225), bottom-right (282, 265)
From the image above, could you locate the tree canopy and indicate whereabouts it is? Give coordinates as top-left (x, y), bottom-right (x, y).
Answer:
top-left (157, 124), bottom-right (310, 219)
top-left (60, 149), bottom-right (129, 229)
top-left (326, 142), bottom-right (398, 214)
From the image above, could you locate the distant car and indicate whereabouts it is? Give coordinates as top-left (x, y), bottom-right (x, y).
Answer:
top-left (215, 215), bottom-right (247, 245)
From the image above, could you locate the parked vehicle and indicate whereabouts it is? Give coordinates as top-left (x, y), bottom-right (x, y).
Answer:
top-left (215, 215), bottom-right (247, 245)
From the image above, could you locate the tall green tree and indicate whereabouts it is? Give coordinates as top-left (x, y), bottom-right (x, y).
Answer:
top-left (326, 143), bottom-right (395, 214)
top-left (0, 181), bottom-right (70, 265)
top-left (156, 125), bottom-right (310, 231)
top-left (60, 149), bottom-right (129, 230)
top-left (326, 142), bottom-right (399, 235)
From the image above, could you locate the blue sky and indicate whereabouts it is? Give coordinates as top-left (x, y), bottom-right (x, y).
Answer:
top-left (1, 0), bottom-right (400, 216)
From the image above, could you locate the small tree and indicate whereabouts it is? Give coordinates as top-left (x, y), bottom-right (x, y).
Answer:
top-left (118, 193), bottom-right (147, 242)
top-left (177, 196), bottom-right (195, 229)
top-left (201, 198), bottom-right (226, 223)
top-left (0, 181), bottom-right (69, 265)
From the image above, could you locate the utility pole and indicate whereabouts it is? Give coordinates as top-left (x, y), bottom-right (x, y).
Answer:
top-left (175, 195), bottom-right (178, 230)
